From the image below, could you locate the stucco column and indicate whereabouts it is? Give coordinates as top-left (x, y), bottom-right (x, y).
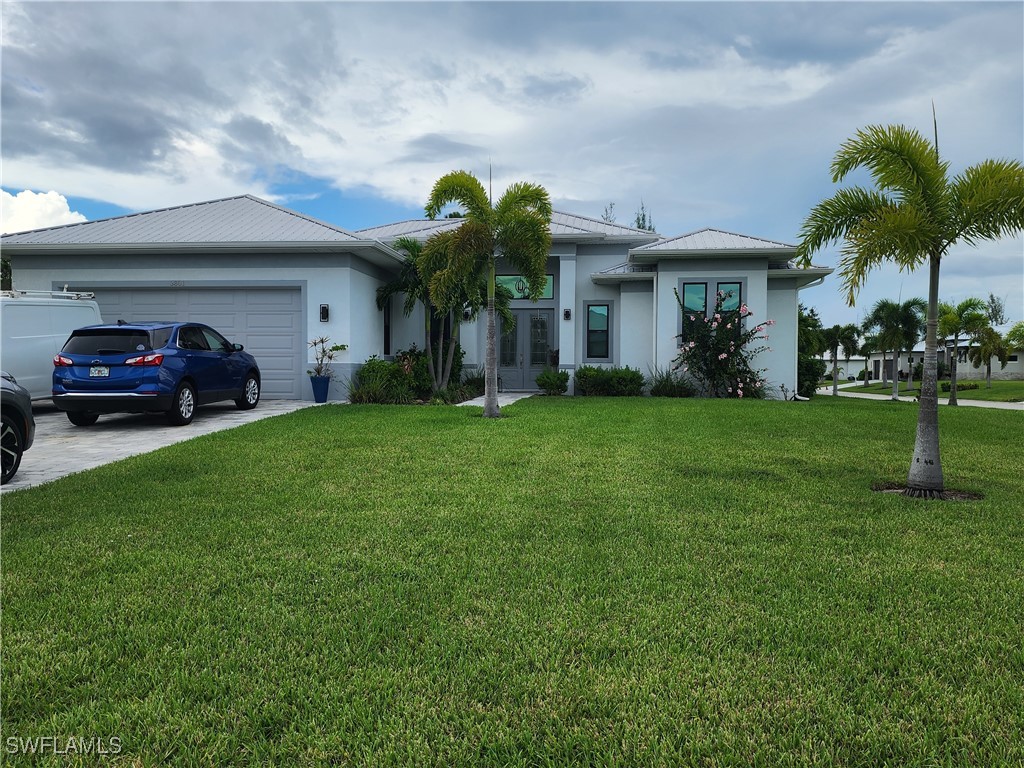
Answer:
top-left (559, 256), bottom-right (576, 377)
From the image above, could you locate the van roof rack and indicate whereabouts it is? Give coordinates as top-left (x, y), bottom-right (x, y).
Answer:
top-left (0, 289), bottom-right (96, 300)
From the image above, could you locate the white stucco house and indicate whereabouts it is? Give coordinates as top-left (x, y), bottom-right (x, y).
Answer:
top-left (1, 195), bottom-right (833, 399)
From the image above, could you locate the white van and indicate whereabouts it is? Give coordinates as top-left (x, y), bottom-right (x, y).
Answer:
top-left (1, 291), bottom-right (103, 400)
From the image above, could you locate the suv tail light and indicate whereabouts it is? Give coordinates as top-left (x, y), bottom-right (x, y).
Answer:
top-left (125, 353), bottom-right (164, 367)
top-left (54, 354), bottom-right (74, 367)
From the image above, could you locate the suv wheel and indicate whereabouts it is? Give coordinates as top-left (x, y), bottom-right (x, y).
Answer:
top-left (235, 373), bottom-right (260, 410)
top-left (67, 412), bottom-right (100, 427)
top-left (167, 382), bottom-right (196, 426)
top-left (1, 413), bottom-right (24, 485)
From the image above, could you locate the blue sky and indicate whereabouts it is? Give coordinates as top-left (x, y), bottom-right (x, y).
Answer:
top-left (2, 1), bottom-right (1021, 330)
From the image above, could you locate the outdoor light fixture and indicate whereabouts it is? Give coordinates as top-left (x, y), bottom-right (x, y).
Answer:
top-left (463, 307), bottom-right (472, 321)
top-left (563, 309), bottom-right (572, 321)
top-left (320, 304), bottom-right (329, 322)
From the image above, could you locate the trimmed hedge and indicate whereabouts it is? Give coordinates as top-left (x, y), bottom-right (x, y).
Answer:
top-left (574, 365), bottom-right (645, 396)
top-left (535, 368), bottom-right (569, 396)
top-left (941, 381), bottom-right (980, 393)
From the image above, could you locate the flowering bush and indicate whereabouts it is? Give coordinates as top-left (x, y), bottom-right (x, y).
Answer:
top-left (673, 289), bottom-right (772, 398)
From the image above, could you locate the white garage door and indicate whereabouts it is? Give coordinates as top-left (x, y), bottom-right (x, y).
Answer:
top-left (87, 287), bottom-right (303, 399)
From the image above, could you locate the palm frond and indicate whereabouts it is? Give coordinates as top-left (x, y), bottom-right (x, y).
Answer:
top-left (424, 171), bottom-right (492, 222)
top-left (795, 187), bottom-right (894, 264)
top-left (949, 159), bottom-right (1024, 246)
top-left (831, 124), bottom-right (949, 209)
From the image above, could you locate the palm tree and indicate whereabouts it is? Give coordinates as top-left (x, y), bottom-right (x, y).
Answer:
top-left (1005, 321), bottom-right (1024, 352)
top-left (423, 170), bottom-right (552, 418)
top-left (863, 298), bottom-right (926, 400)
top-left (377, 236), bottom-right (515, 393)
top-left (937, 297), bottom-right (987, 405)
top-left (858, 332), bottom-right (878, 387)
top-left (822, 324), bottom-right (860, 396)
top-left (968, 326), bottom-right (1010, 388)
top-left (797, 122), bottom-right (1024, 497)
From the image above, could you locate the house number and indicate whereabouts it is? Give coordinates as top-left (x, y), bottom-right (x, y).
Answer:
top-left (170, 280), bottom-right (185, 287)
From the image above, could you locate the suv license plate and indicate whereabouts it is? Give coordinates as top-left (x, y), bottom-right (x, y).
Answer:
top-left (89, 366), bottom-right (110, 378)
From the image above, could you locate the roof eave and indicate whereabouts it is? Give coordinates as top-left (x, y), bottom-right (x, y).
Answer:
top-left (590, 272), bottom-right (657, 285)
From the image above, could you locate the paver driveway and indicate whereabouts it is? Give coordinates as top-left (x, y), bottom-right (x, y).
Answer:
top-left (2, 400), bottom-right (317, 493)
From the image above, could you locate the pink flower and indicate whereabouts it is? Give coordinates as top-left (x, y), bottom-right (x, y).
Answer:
top-left (738, 390), bottom-right (744, 398)
top-left (689, 341), bottom-right (696, 349)
top-left (740, 304), bottom-right (748, 314)
top-left (767, 319), bottom-right (776, 326)
top-left (689, 315), bottom-right (695, 321)
top-left (725, 323), bottom-right (732, 329)
top-left (727, 387), bottom-right (732, 393)
top-left (714, 314), bottom-right (721, 321)
top-left (711, 322), bottom-right (718, 329)
top-left (718, 352), bottom-right (728, 360)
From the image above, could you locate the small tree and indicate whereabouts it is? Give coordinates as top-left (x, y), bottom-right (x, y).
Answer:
top-left (1005, 321), bottom-right (1024, 351)
top-left (822, 324), bottom-right (860, 396)
top-left (633, 200), bottom-right (655, 232)
top-left (937, 297), bottom-right (987, 405)
top-left (968, 326), bottom-right (1009, 388)
top-left (673, 290), bottom-right (773, 398)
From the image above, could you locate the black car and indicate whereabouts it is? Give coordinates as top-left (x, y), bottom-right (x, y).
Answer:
top-left (1, 371), bottom-right (36, 484)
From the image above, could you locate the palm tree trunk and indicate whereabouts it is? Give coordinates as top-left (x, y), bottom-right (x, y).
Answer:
top-left (483, 258), bottom-right (501, 418)
top-left (831, 354), bottom-right (839, 396)
top-left (905, 254), bottom-right (944, 497)
top-left (440, 319), bottom-right (459, 391)
top-left (949, 333), bottom-right (959, 406)
top-left (891, 350), bottom-right (900, 400)
top-left (882, 351), bottom-right (888, 386)
top-left (424, 312), bottom-right (437, 391)
top-left (986, 362), bottom-right (992, 388)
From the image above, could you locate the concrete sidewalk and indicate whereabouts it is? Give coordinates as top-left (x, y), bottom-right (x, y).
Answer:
top-left (817, 384), bottom-right (1023, 411)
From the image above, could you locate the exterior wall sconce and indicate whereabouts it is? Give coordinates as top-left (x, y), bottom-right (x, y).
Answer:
top-left (563, 308), bottom-right (572, 321)
top-left (320, 304), bottom-right (330, 322)
top-left (463, 307), bottom-right (472, 321)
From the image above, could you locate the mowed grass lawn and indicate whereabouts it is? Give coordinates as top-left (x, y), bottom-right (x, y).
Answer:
top-left (840, 379), bottom-right (1024, 402)
top-left (2, 397), bottom-right (1022, 766)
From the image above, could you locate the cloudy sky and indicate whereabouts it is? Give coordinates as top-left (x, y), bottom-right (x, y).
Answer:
top-left (2, 1), bottom-right (1021, 330)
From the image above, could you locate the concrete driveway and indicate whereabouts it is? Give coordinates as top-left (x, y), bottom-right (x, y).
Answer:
top-left (2, 400), bottom-right (317, 493)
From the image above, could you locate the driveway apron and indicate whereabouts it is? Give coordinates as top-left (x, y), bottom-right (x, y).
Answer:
top-left (2, 401), bottom-right (318, 493)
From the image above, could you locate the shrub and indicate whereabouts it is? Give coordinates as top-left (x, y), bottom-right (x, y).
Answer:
top-left (574, 365), bottom-right (645, 396)
top-left (395, 344), bottom-right (465, 400)
top-left (461, 369), bottom-right (485, 399)
top-left (535, 368), bottom-right (569, 396)
top-left (348, 356), bottom-right (413, 404)
top-left (647, 366), bottom-right (695, 397)
top-left (940, 381), bottom-right (980, 393)
top-left (673, 290), bottom-right (770, 399)
top-left (913, 359), bottom-right (948, 381)
top-left (797, 356), bottom-right (827, 398)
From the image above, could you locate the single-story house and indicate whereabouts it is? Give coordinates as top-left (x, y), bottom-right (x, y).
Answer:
top-left (1, 194), bottom-right (833, 399)
top-left (865, 345), bottom-right (1023, 382)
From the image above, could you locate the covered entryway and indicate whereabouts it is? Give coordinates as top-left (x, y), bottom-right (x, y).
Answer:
top-left (82, 287), bottom-right (304, 399)
top-left (498, 308), bottom-right (554, 390)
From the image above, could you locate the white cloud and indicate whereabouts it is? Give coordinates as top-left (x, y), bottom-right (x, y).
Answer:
top-left (0, 189), bottom-right (86, 234)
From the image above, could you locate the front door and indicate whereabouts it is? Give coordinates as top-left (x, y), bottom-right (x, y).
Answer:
top-left (498, 309), bottom-right (554, 390)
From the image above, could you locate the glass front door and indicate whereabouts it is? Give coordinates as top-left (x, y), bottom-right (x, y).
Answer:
top-left (498, 309), bottom-right (554, 390)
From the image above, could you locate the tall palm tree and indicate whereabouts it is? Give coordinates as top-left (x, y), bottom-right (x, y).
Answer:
top-left (1005, 321), bottom-right (1024, 352)
top-left (423, 170), bottom-right (552, 418)
top-left (797, 122), bottom-right (1024, 497)
top-left (967, 326), bottom-right (1009, 388)
top-left (858, 332), bottom-right (878, 387)
top-left (937, 297), bottom-right (987, 405)
top-left (822, 324), bottom-right (860, 396)
top-left (863, 298), bottom-right (926, 400)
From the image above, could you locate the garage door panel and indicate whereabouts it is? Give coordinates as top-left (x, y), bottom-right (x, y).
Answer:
top-left (85, 287), bottom-right (303, 399)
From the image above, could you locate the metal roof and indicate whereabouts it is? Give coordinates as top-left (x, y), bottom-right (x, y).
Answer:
top-left (633, 228), bottom-right (794, 253)
top-left (1, 195), bottom-right (367, 245)
top-left (356, 211), bottom-right (660, 243)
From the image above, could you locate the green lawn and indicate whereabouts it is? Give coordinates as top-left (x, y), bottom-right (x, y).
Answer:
top-left (836, 379), bottom-right (1024, 402)
top-left (3, 398), bottom-right (1023, 766)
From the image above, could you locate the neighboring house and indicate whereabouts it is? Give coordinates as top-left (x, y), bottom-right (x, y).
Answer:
top-left (2, 195), bottom-right (833, 399)
top-left (865, 345), bottom-right (1024, 382)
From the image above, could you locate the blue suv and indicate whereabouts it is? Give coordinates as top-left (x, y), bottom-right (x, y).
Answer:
top-left (53, 322), bottom-right (261, 426)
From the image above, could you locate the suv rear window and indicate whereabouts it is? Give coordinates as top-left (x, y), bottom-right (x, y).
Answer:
top-left (62, 328), bottom-right (170, 355)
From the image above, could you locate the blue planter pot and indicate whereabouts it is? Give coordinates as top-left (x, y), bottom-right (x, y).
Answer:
top-left (309, 375), bottom-right (331, 403)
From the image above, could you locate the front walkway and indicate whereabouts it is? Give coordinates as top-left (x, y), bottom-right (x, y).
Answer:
top-left (455, 392), bottom-right (536, 408)
top-left (817, 382), bottom-right (1023, 411)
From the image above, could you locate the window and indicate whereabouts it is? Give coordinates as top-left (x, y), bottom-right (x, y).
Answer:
top-left (681, 283), bottom-right (707, 315)
top-left (496, 274), bottom-right (555, 300)
top-left (382, 297), bottom-right (392, 356)
top-left (717, 282), bottom-right (741, 312)
top-left (586, 303), bottom-right (610, 359)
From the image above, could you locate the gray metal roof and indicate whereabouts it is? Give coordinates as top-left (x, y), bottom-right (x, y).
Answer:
top-left (1, 195), bottom-right (367, 245)
top-left (356, 211), bottom-right (660, 243)
top-left (634, 228), bottom-right (794, 253)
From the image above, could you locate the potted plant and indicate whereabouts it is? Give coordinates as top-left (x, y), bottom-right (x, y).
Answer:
top-left (307, 337), bottom-right (347, 403)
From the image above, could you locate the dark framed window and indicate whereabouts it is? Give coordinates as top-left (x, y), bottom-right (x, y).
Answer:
top-left (382, 297), bottom-right (392, 356)
top-left (586, 303), bottom-right (610, 359)
top-left (717, 282), bottom-right (741, 312)
top-left (681, 283), bottom-right (707, 315)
